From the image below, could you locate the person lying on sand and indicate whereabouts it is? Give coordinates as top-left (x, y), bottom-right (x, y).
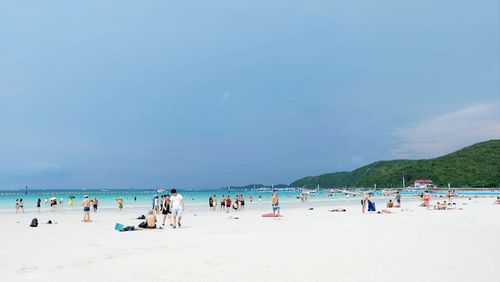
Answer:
top-left (377, 209), bottom-right (393, 214)
top-left (493, 197), bottom-right (500, 205)
top-left (329, 208), bottom-right (346, 212)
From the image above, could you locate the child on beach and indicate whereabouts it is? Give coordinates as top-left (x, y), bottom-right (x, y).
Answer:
top-left (493, 197), bottom-right (500, 205)
top-left (272, 190), bottom-right (280, 217)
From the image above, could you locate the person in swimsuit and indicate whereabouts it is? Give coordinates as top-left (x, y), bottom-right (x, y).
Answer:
top-left (82, 195), bottom-right (91, 222)
top-left (226, 196), bottom-right (231, 213)
top-left (271, 190), bottom-right (280, 217)
top-left (493, 197), bottom-right (500, 205)
top-left (15, 199), bottom-right (19, 213)
top-left (361, 193), bottom-right (370, 213)
top-left (37, 198), bottom-right (41, 211)
top-left (395, 192), bottom-right (401, 206)
top-left (162, 195), bottom-right (171, 226)
top-left (19, 199), bottom-right (24, 213)
top-left (220, 195), bottom-right (225, 211)
top-left (93, 197), bottom-right (98, 212)
top-left (145, 210), bottom-right (157, 228)
top-left (423, 191), bottom-right (431, 208)
top-left (387, 200), bottom-right (394, 208)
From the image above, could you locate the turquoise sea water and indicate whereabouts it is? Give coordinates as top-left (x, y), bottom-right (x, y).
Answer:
top-left (2, 188), bottom-right (499, 211)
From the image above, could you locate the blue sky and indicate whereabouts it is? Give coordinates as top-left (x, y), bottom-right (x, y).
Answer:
top-left (0, 1), bottom-right (498, 189)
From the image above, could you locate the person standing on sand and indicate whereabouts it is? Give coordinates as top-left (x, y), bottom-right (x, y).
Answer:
top-left (19, 199), bottom-right (24, 213)
top-left (170, 189), bottom-right (184, 228)
top-left (162, 194), bottom-right (171, 226)
top-left (271, 190), bottom-right (280, 218)
top-left (37, 198), bottom-right (41, 211)
top-left (15, 199), bottom-right (19, 213)
top-left (93, 197), bottom-right (98, 212)
top-left (395, 192), bottom-right (401, 206)
top-left (225, 196), bottom-right (231, 213)
top-left (361, 193), bottom-right (369, 213)
top-left (117, 197), bottom-right (124, 210)
top-left (220, 194), bottom-right (225, 211)
top-left (82, 195), bottom-right (91, 222)
top-left (423, 191), bottom-right (431, 208)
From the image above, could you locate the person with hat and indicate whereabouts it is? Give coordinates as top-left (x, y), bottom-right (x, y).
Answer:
top-left (82, 195), bottom-right (91, 222)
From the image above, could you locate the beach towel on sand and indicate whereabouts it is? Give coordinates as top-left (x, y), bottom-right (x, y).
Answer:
top-left (114, 223), bottom-right (135, 232)
top-left (368, 201), bottom-right (376, 212)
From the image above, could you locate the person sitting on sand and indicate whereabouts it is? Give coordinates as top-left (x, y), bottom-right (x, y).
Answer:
top-left (436, 202), bottom-right (447, 210)
top-left (387, 200), bottom-right (394, 208)
top-left (493, 197), bottom-right (500, 205)
top-left (138, 210), bottom-right (157, 229)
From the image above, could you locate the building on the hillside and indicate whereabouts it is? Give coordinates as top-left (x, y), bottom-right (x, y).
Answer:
top-left (414, 179), bottom-right (434, 188)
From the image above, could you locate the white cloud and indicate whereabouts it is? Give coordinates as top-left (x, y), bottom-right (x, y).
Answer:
top-left (391, 103), bottom-right (500, 158)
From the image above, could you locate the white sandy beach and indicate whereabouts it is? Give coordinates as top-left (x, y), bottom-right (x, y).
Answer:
top-left (1, 197), bottom-right (499, 282)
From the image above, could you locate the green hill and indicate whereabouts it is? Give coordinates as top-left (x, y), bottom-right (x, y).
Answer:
top-left (291, 140), bottom-right (500, 188)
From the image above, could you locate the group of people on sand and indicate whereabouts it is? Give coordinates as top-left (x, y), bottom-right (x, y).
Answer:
top-left (15, 199), bottom-right (24, 213)
top-left (212, 194), bottom-right (248, 212)
top-left (138, 189), bottom-right (184, 229)
top-left (360, 191), bottom-right (402, 214)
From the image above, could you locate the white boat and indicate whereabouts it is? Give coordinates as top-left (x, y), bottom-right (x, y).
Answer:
top-left (341, 190), bottom-right (361, 195)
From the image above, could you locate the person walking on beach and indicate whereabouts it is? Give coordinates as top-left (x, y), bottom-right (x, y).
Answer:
top-left (170, 189), bottom-right (184, 228)
top-left (271, 190), bottom-right (280, 218)
top-left (93, 197), bottom-right (98, 212)
top-left (162, 194), bottom-right (171, 226)
top-left (423, 191), bottom-right (431, 208)
top-left (37, 198), bottom-right (41, 211)
top-left (395, 192), bottom-right (401, 206)
top-left (15, 199), bottom-right (19, 213)
top-left (117, 197), bottom-right (124, 210)
top-left (82, 195), bottom-right (91, 222)
top-left (18, 199), bottom-right (24, 213)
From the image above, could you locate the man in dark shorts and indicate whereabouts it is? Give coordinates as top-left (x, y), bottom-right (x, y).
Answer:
top-left (82, 195), bottom-right (91, 222)
top-left (221, 194), bottom-right (226, 211)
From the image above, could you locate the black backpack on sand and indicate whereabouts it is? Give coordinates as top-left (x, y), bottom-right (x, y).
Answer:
top-left (30, 218), bottom-right (38, 227)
